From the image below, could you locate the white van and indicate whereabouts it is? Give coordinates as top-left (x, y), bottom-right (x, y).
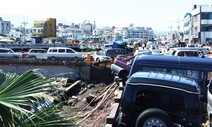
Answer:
top-left (47, 47), bottom-right (82, 61)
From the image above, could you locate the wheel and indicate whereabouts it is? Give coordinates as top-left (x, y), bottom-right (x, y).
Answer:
top-left (135, 108), bottom-right (172, 127)
top-left (50, 57), bottom-right (56, 61)
top-left (73, 57), bottom-right (78, 61)
top-left (31, 56), bottom-right (36, 59)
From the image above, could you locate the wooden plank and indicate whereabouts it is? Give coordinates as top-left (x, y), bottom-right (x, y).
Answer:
top-left (114, 90), bottom-right (123, 103)
top-left (119, 81), bottom-right (124, 90)
top-left (105, 124), bottom-right (113, 127)
top-left (106, 103), bottom-right (120, 124)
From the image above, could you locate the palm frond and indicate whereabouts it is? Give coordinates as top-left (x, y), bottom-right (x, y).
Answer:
top-left (0, 69), bottom-right (74, 127)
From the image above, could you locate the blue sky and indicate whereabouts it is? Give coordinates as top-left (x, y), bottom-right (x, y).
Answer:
top-left (0, 0), bottom-right (211, 32)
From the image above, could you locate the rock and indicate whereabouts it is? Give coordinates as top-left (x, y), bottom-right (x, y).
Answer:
top-left (86, 94), bottom-right (96, 106)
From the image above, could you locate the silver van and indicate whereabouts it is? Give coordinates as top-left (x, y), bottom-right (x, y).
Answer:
top-left (47, 47), bottom-right (82, 61)
top-left (0, 48), bottom-right (20, 59)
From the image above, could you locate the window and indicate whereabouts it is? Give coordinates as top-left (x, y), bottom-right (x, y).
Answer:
top-left (135, 90), bottom-right (184, 112)
top-left (49, 49), bottom-right (57, 53)
top-left (66, 49), bottom-right (74, 53)
top-left (142, 66), bottom-right (166, 73)
top-left (208, 72), bottom-right (212, 80)
top-left (58, 49), bottom-right (65, 53)
top-left (170, 69), bottom-right (201, 80)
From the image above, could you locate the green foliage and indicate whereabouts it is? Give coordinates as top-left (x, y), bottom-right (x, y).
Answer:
top-left (0, 69), bottom-right (73, 127)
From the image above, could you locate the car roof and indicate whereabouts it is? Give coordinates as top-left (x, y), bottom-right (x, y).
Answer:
top-left (106, 48), bottom-right (127, 51)
top-left (170, 47), bottom-right (207, 51)
top-left (127, 71), bottom-right (200, 93)
top-left (0, 48), bottom-right (12, 50)
top-left (29, 49), bottom-right (47, 51)
top-left (134, 55), bottom-right (212, 70)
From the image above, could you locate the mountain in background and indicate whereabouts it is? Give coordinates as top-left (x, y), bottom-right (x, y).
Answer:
top-left (0, 13), bottom-right (170, 36)
top-left (0, 13), bottom-right (74, 28)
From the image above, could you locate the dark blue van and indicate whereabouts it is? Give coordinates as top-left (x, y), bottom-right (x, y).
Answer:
top-left (128, 55), bottom-right (212, 117)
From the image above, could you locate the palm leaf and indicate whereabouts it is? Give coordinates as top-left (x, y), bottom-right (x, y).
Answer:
top-left (0, 69), bottom-right (74, 127)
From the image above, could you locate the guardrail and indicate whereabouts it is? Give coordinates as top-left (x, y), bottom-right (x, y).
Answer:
top-left (0, 43), bottom-right (105, 50)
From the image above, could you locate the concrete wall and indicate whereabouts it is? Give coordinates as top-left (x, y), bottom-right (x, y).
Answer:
top-left (0, 65), bottom-right (90, 80)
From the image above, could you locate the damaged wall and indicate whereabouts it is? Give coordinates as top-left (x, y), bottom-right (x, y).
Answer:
top-left (0, 65), bottom-right (90, 80)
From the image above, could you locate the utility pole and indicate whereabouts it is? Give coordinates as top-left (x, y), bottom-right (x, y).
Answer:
top-left (168, 25), bottom-right (173, 41)
top-left (20, 21), bottom-right (28, 42)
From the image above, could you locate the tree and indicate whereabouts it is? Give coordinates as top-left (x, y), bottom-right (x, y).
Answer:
top-left (0, 69), bottom-right (73, 127)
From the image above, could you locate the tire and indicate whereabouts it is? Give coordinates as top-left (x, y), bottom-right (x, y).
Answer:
top-left (135, 108), bottom-right (172, 127)
top-left (73, 57), bottom-right (78, 61)
top-left (31, 56), bottom-right (36, 59)
top-left (50, 57), bottom-right (56, 61)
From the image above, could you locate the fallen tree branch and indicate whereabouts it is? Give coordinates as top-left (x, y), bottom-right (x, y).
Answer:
top-left (76, 82), bottom-right (118, 125)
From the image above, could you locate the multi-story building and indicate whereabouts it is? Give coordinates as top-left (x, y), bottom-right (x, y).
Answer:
top-left (146, 27), bottom-right (154, 41)
top-left (192, 4), bottom-right (212, 44)
top-left (183, 13), bottom-right (192, 43)
top-left (31, 18), bottom-right (56, 43)
top-left (57, 23), bottom-right (84, 41)
top-left (81, 20), bottom-right (93, 37)
top-left (121, 26), bottom-right (154, 41)
top-left (0, 17), bottom-right (11, 35)
top-left (122, 26), bottom-right (146, 40)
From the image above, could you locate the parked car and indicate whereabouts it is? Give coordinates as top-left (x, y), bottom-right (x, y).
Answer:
top-left (166, 47), bottom-right (208, 57)
top-left (113, 50), bottom-right (162, 73)
top-left (116, 71), bottom-right (205, 127)
top-left (47, 47), bottom-right (82, 61)
top-left (103, 44), bottom-right (113, 51)
top-left (105, 48), bottom-right (130, 59)
top-left (113, 55), bottom-right (135, 71)
top-left (0, 48), bottom-right (20, 59)
top-left (90, 51), bottom-right (112, 62)
top-left (26, 49), bottom-right (47, 59)
top-left (134, 50), bottom-right (152, 56)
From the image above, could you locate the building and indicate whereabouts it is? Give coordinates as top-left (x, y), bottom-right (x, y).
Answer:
top-left (121, 26), bottom-right (154, 41)
top-left (192, 4), bottom-right (212, 44)
top-left (81, 20), bottom-right (93, 37)
top-left (57, 23), bottom-right (84, 42)
top-left (31, 18), bottom-right (56, 43)
top-left (183, 13), bottom-right (192, 43)
top-left (0, 17), bottom-right (11, 35)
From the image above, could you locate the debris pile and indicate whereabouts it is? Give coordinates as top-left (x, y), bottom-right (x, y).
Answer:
top-left (52, 78), bottom-right (118, 127)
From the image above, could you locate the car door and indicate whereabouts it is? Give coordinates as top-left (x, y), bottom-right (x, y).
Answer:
top-left (66, 48), bottom-right (76, 58)
top-left (58, 49), bottom-right (66, 59)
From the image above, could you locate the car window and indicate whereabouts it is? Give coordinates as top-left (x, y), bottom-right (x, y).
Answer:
top-left (178, 51), bottom-right (184, 56)
top-left (7, 50), bottom-right (13, 53)
top-left (66, 49), bottom-right (74, 53)
top-left (58, 49), bottom-right (65, 53)
top-left (208, 72), bottom-right (212, 80)
top-left (142, 66), bottom-right (166, 73)
top-left (49, 49), bottom-right (57, 53)
top-left (135, 90), bottom-right (184, 112)
top-left (170, 69), bottom-right (202, 80)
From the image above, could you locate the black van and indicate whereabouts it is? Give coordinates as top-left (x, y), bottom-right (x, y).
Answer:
top-left (105, 48), bottom-right (130, 59)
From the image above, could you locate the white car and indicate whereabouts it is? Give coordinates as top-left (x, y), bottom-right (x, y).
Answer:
top-left (47, 47), bottom-right (82, 61)
top-left (0, 48), bottom-right (20, 59)
top-left (26, 49), bottom-right (47, 59)
top-left (90, 52), bottom-right (112, 62)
